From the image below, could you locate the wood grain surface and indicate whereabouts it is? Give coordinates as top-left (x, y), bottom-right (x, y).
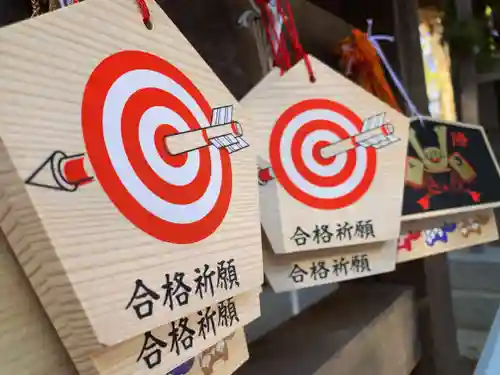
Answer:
top-left (0, 225), bottom-right (77, 375)
top-left (0, 0), bottom-right (263, 374)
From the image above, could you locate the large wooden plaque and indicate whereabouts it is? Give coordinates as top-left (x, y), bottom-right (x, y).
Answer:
top-left (241, 57), bottom-right (409, 254)
top-left (403, 117), bottom-right (500, 220)
top-left (0, 1), bottom-right (262, 374)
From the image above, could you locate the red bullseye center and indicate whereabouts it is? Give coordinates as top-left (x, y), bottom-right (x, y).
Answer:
top-left (291, 120), bottom-right (357, 187)
top-left (154, 124), bottom-right (188, 168)
top-left (269, 98), bottom-right (377, 210)
top-left (121, 88), bottom-right (212, 205)
top-left (312, 140), bottom-right (336, 166)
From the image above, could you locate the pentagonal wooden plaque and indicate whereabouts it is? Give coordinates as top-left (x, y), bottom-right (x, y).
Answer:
top-left (92, 289), bottom-right (259, 375)
top-left (241, 57), bottom-right (409, 254)
top-left (0, 1), bottom-right (262, 374)
top-left (403, 117), bottom-right (500, 220)
top-left (263, 235), bottom-right (396, 293)
top-left (397, 209), bottom-right (498, 263)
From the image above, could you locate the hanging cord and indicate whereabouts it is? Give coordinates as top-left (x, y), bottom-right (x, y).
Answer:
top-left (136, 0), bottom-right (152, 29)
top-left (238, 10), bottom-right (274, 75)
top-left (256, 0), bottom-right (291, 73)
top-left (31, 0), bottom-right (41, 17)
top-left (31, 0), bottom-right (78, 18)
top-left (340, 29), bottom-right (401, 111)
top-left (365, 19), bottom-right (425, 124)
top-left (255, 0), bottom-right (315, 82)
top-left (281, 0), bottom-right (314, 82)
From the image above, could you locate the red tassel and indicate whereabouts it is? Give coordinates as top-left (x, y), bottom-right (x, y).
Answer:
top-left (255, 0), bottom-right (315, 82)
top-left (136, 0), bottom-right (152, 29)
top-left (281, 0), bottom-right (315, 82)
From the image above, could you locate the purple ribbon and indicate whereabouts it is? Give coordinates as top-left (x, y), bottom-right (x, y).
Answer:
top-left (366, 19), bottom-right (425, 125)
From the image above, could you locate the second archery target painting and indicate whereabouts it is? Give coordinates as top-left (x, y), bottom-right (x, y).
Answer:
top-left (242, 57), bottom-right (410, 253)
top-left (0, 1), bottom-right (262, 375)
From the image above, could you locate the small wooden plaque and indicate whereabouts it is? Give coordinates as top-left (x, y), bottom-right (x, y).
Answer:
top-left (397, 210), bottom-right (498, 263)
top-left (403, 117), bottom-right (500, 220)
top-left (0, 1), bottom-right (262, 374)
top-left (263, 236), bottom-right (396, 293)
top-left (241, 57), bottom-right (410, 254)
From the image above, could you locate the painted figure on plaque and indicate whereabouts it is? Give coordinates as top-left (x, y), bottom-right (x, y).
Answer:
top-left (198, 333), bottom-right (236, 375)
top-left (406, 125), bottom-right (478, 210)
top-left (403, 118), bottom-right (500, 215)
top-left (422, 223), bottom-right (457, 247)
top-left (459, 215), bottom-right (490, 237)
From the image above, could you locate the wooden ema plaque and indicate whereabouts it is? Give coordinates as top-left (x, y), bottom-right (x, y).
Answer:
top-left (241, 57), bottom-right (409, 254)
top-left (403, 117), bottom-right (500, 220)
top-left (93, 290), bottom-right (259, 375)
top-left (262, 235), bottom-right (396, 293)
top-left (0, 1), bottom-right (262, 374)
top-left (397, 210), bottom-right (498, 263)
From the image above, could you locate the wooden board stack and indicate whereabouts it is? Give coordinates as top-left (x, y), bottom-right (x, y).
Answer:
top-left (0, 0), bottom-right (262, 374)
top-left (241, 57), bottom-right (409, 292)
top-left (0, 229), bottom-right (250, 375)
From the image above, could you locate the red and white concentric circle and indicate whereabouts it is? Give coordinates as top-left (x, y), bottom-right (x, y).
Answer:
top-left (82, 50), bottom-right (232, 244)
top-left (269, 99), bottom-right (376, 210)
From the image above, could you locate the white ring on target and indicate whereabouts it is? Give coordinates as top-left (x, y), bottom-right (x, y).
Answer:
top-left (301, 130), bottom-right (347, 176)
top-left (139, 107), bottom-right (200, 186)
top-left (281, 109), bottom-right (367, 199)
top-left (102, 69), bottom-right (223, 224)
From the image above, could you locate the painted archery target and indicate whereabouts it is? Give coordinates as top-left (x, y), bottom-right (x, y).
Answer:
top-left (269, 99), bottom-right (377, 210)
top-left (82, 50), bottom-right (232, 244)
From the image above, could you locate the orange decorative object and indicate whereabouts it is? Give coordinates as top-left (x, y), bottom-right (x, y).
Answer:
top-left (340, 29), bottom-right (401, 112)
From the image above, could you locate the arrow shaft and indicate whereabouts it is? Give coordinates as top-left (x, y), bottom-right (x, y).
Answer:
top-left (164, 122), bottom-right (243, 156)
top-left (320, 124), bottom-right (393, 159)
